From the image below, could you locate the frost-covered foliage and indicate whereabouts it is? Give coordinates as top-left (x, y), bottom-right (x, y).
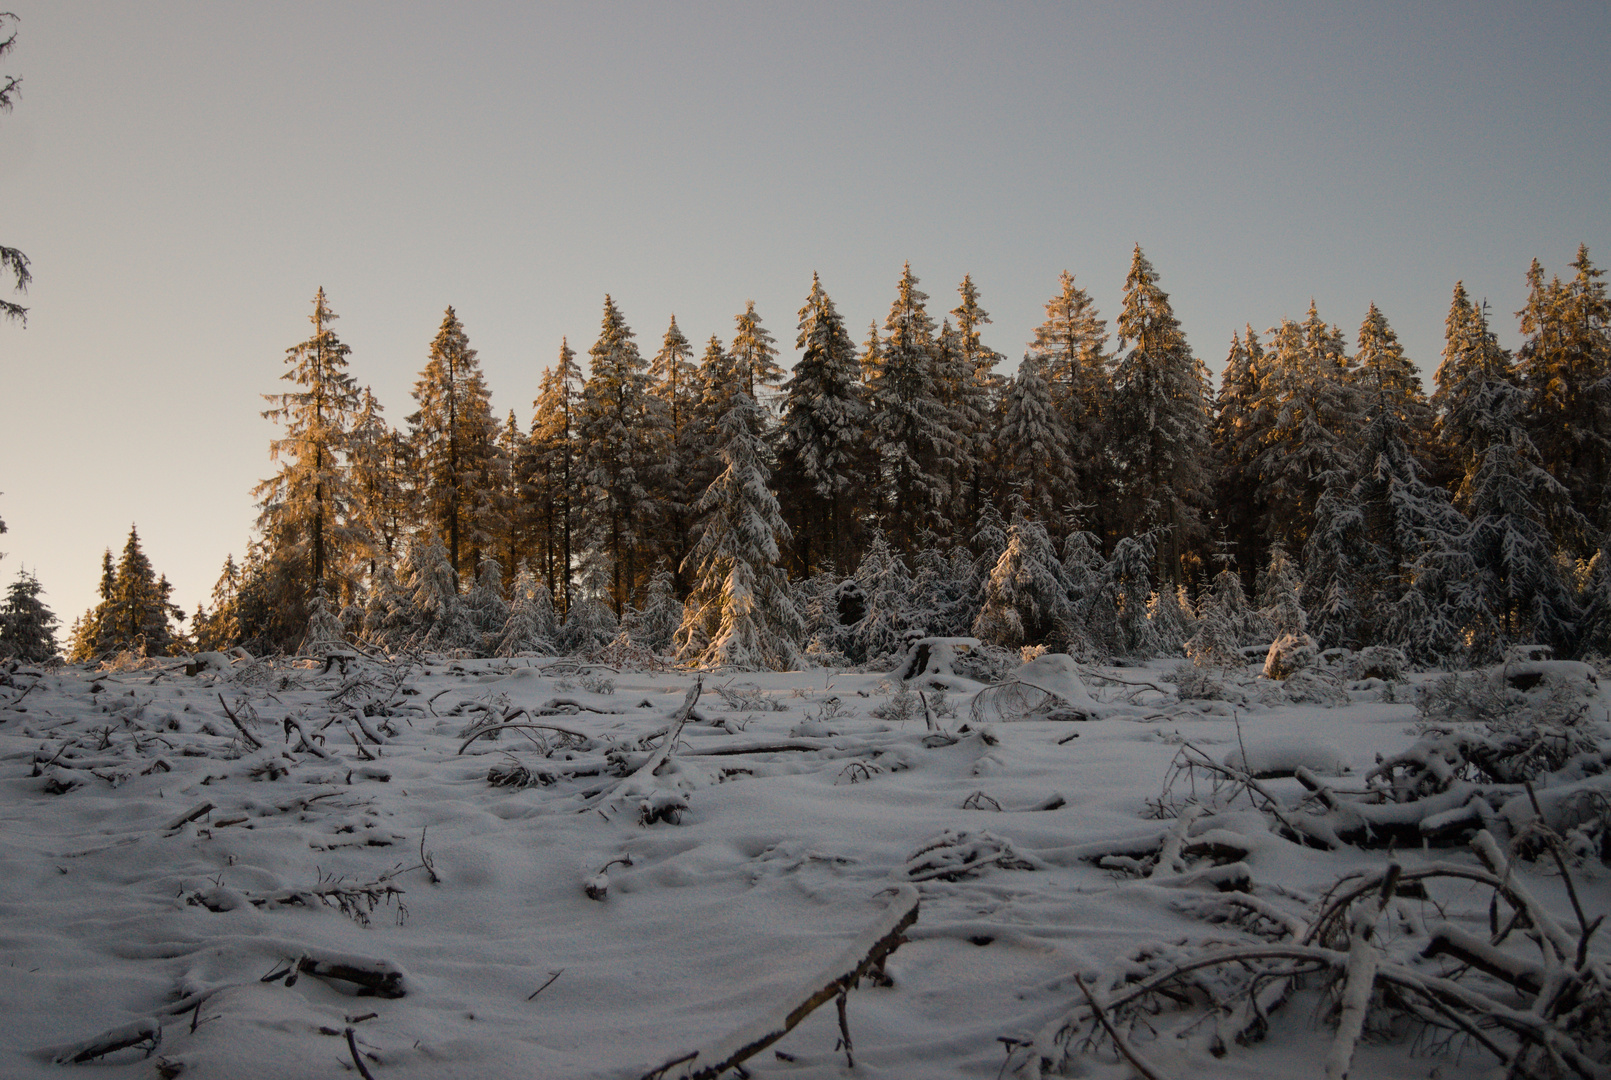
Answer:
top-left (676, 393), bottom-right (804, 672)
top-left (1185, 571), bottom-right (1244, 671)
top-left (1255, 544), bottom-right (1306, 639)
top-left (464, 557), bottom-right (509, 650)
top-left (557, 595), bottom-right (618, 656)
top-left (849, 531), bottom-right (915, 667)
top-left (403, 537), bottom-right (475, 652)
top-left (496, 568), bottom-right (557, 657)
top-left (299, 587), bottom-right (348, 655)
top-left (971, 503), bottom-right (1071, 650)
top-left (1263, 632), bottom-right (1318, 680)
top-left (1096, 533), bottom-right (1162, 659)
top-left (624, 565), bottom-right (682, 656)
top-left (0, 568), bottom-right (58, 662)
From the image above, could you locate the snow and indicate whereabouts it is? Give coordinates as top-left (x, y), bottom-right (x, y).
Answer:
top-left (0, 656), bottom-right (1603, 1079)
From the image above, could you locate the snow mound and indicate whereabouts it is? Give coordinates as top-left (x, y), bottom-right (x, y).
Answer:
top-left (1224, 735), bottom-right (1347, 778)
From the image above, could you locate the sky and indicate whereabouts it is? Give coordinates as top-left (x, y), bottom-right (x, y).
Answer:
top-left (2, 1), bottom-right (1608, 638)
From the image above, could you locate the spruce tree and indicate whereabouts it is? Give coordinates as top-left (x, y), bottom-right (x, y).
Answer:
top-left (728, 300), bottom-right (784, 401)
top-left (995, 360), bottom-right (1076, 523)
top-left (1027, 270), bottom-right (1111, 530)
top-left (1515, 247), bottom-right (1611, 536)
top-left (777, 274), bottom-right (868, 575)
top-left (971, 499), bottom-right (1072, 649)
top-left (848, 530), bottom-right (914, 665)
top-left (864, 263), bottom-right (958, 554)
top-left (1251, 307), bottom-right (1358, 553)
top-left (1107, 247), bottom-right (1212, 584)
top-left (1211, 329), bottom-right (1269, 583)
top-left (0, 14), bottom-right (29, 325)
top-left (1432, 283), bottom-right (1514, 490)
top-left (525, 340), bottom-right (584, 614)
top-left (70, 527), bottom-right (183, 659)
top-left (0, 568), bottom-right (57, 662)
top-left (254, 288), bottom-right (362, 602)
top-left (577, 296), bottom-right (654, 615)
top-left (409, 307), bottom-right (499, 578)
top-left (675, 393), bottom-right (803, 671)
top-left (645, 316), bottom-right (702, 592)
top-left (347, 387), bottom-right (416, 579)
top-left (950, 275), bottom-right (1007, 522)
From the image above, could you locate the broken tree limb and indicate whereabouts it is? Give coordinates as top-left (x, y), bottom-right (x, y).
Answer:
top-left (1075, 974), bottom-right (1168, 1080)
top-left (217, 694), bottom-right (262, 749)
top-left (457, 718), bottom-right (593, 755)
top-left (163, 800), bottom-right (214, 832)
top-left (1324, 863), bottom-right (1398, 1080)
top-left (46, 1018), bottom-right (162, 1064)
top-left (579, 679), bottom-right (701, 814)
top-left (638, 884), bottom-right (919, 1080)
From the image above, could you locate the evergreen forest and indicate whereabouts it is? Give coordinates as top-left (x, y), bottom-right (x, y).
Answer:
top-left (50, 245), bottom-right (1611, 673)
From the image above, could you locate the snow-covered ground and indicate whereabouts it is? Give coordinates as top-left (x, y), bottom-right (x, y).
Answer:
top-left (0, 654), bottom-right (1604, 1079)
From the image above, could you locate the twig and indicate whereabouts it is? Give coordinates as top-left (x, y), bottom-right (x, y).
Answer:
top-left (345, 1027), bottom-right (377, 1080)
top-left (1074, 974), bottom-right (1168, 1080)
top-left (217, 693), bottom-right (262, 749)
top-left (527, 969), bottom-right (564, 1001)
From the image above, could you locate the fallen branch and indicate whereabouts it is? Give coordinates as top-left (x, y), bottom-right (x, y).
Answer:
top-left (217, 694), bottom-right (262, 749)
top-left (1075, 974), bottom-right (1167, 1080)
top-left (46, 1018), bottom-right (162, 1064)
top-left (638, 885), bottom-right (920, 1080)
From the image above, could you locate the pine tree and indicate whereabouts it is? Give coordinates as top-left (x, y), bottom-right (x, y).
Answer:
top-left (347, 387), bottom-right (416, 579)
top-left (645, 316), bottom-right (702, 592)
top-left (675, 393), bottom-right (803, 671)
top-left (951, 275), bottom-right (1007, 522)
top-left (1432, 283), bottom-right (1514, 489)
top-left (1027, 270), bottom-right (1111, 530)
top-left (254, 288), bottom-right (362, 603)
top-left (1516, 247), bottom-right (1611, 535)
top-left (409, 307), bottom-right (499, 578)
top-left (0, 568), bottom-right (57, 662)
top-left (626, 563), bottom-right (683, 655)
top-left (777, 274), bottom-right (868, 575)
top-left (577, 297), bottom-right (654, 615)
top-left (1098, 531), bottom-right (1162, 659)
top-left (1250, 306), bottom-right (1359, 553)
top-left (995, 360), bottom-right (1077, 524)
top-left (1211, 329), bottom-right (1269, 583)
top-left (848, 530), bottom-right (914, 665)
top-left (496, 567), bottom-right (558, 657)
top-left (1108, 248), bottom-right (1212, 584)
top-left (0, 14), bottom-right (29, 325)
top-left (971, 499), bottom-right (1072, 649)
top-left (192, 554), bottom-right (243, 651)
top-left (864, 263), bottom-right (957, 554)
top-left (1353, 304), bottom-right (1434, 459)
top-left (403, 536), bottom-right (475, 652)
top-left (299, 586), bottom-right (348, 655)
top-left (524, 340), bottom-right (584, 614)
top-left (464, 555), bottom-right (509, 650)
top-left (70, 526), bottom-right (183, 659)
top-left (1445, 379), bottom-right (1585, 658)
top-left (1256, 543), bottom-right (1307, 639)
top-left (728, 300), bottom-right (784, 401)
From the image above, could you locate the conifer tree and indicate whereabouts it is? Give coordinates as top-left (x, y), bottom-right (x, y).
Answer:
top-left (465, 555), bottom-right (509, 650)
top-left (777, 274), bottom-right (868, 575)
top-left (848, 530), bottom-right (913, 665)
top-left (496, 567), bottom-right (559, 657)
top-left (1515, 247), bottom-right (1611, 535)
top-left (577, 296), bottom-right (654, 615)
top-left (1028, 270), bottom-right (1111, 529)
top-left (864, 263), bottom-right (957, 554)
top-left (995, 360), bottom-right (1077, 523)
top-left (675, 393), bottom-right (802, 671)
top-left (0, 568), bottom-right (57, 662)
top-left (1107, 248), bottom-right (1212, 584)
top-left (70, 527), bottom-right (183, 659)
top-left (192, 555), bottom-right (244, 651)
top-left (524, 340), bottom-right (584, 614)
top-left (1432, 283), bottom-right (1514, 489)
top-left (645, 317), bottom-right (702, 591)
top-left (299, 586), bottom-right (348, 655)
top-left (1211, 329), bottom-right (1269, 582)
top-left (971, 499), bottom-right (1072, 649)
top-left (951, 275), bottom-right (1007, 521)
top-left (347, 387), bottom-right (416, 578)
top-left (409, 307), bottom-right (499, 578)
top-left (0, 14), bottom-right (29, 325)
top-left (626, 563), bottom-right (683, 655)
top-left (1098, 531), bottom-right (1162, 658)
top-left (255, 288), bottom-right (362, 601)
top-left (728, 300), bottom-right (784, 401)
top-left (1250, 307), bottom-right (1358, 553)
top-left (1353, 304), bottom-right (1433, 457)
top-left (403, 536), bottom-right (475, 652)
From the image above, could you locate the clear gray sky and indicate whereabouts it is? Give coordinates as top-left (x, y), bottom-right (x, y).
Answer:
top-left (2, 1), bottom-right (1607, 636)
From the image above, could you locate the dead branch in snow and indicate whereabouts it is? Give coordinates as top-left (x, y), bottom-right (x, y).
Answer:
top-left (637, 885), bottom-right (919, 1080)
top-left (46, 1018), bottom-right (162, 1064)
top-left (578, 679), bottom-right (701, 814)
top-left (217, 693), bottom-right (262, 749)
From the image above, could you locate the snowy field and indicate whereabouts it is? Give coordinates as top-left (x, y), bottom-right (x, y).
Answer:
top-left (1, 651), bottom-right (1606, 1080)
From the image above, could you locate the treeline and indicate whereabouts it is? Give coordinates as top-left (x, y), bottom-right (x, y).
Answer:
top-left (65, 244), bottom-right (1611, 669)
